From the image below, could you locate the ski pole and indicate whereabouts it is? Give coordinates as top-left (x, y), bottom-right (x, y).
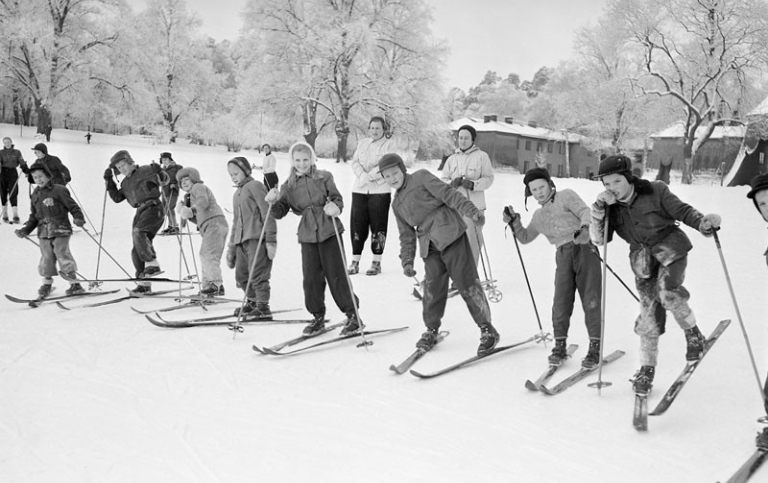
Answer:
top-left (92, 189), bottom-right (109, 289)
top-left (505, 224), bottom-right (546, 343)
top-left (80, 226), bottom-right (134, 280)
top-left (330, 209), bottom-right (371, 349)
top-left (19, 234), bottom-right (89, 281)
top-left (713, 230), bottom-right (766, 409)
top-left (471, 219), bottom-right (502, 302)
top-left (587, 244), bottom-right (638, 302)
top-left (589, 212), bottom-right (612, 394)
top-left (231, 202), bottom-right (273, 336)
top-left (185, 222), bottom-right (201, 292)
top-left (68, 184), bottom-right (99, 234)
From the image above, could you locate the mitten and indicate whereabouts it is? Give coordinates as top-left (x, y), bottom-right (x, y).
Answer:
top-left (573, 225), bottom-right (590, 244)
top-left (323, 201), bottom-right (340, 218)
top-left (460, 178), bottom-right (475, 190)
top-left (450, 177), bottom-right (464, 189)
top-left (595, 190), bottom-right (617, 208)
top-left (226, 245), bottom-right (236, 269)
top-left (403, 264), bottom-right (417, 277)
top-left (502, 205), bottom-right (519, 225)
top-left (699, 213), bottom-right (721, 236)
top-left (104, 167), bottom-right (114, 180)
top-left (472, 212), bottom-right (485, 227)
top-left (266, 242), bottom-right (277, 260)
top-left (73, 218), bottom-right (86, 227)
top-left (14, 229), bottom-right (26, 239)
top-left (179, 206), bottom-right (194, 220)
top-left (264, 188), bottom-right (279, 204)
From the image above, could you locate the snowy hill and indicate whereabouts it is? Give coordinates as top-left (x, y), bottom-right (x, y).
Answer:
top-left (1, 124), bottom-right (766, 482)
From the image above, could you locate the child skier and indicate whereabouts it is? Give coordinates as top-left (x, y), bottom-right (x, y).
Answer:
top-left (104, 150), bottom-right (167, 294)
top-left (589, 154), bottom-right (721, 394)
top-left (176, 167), bottom-right (228, 297)
top-left (226, 157), bottom-right (276, 317)
top-left (378, 153), bottom-right (500, 356)
top-left (503, 167), bottom-right (602, 367)
top-left (29, 143), bottom-right (71, 187)
top-left (160, 152), bottom-right (183, 235)
top-left (15, 162), bottom-right (86, 297)
top-left (264, 141), bottom-right (361, 336)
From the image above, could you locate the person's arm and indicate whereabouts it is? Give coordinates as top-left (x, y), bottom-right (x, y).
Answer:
top-left (104, 168), bottom-right (125, 203)
top-left (424, 172), bottom-right (481, 219)
top-left (657, 183), bottom-right (703, 230)
top-left (324, 173), bottom-right (344, 213)
top-left (57, 158), bottom-right (71, 184)
top-left (394, 209), bottom-right (417, 270)
top-left (61, 187), bottom-right (85, 225)
top-left (469, 152), bottom-right (494, 191)
top-left (254, 183), bottom-right (277, 243)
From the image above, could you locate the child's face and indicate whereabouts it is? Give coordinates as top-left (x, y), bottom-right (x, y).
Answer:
top-left (31, 170), bottom-right (50, 187)
top-left (34, 150), bottom-right (45, 160)
top-left (179, 177), bottom-right (193, 192)
top-left (528, 178), bottom-right (552, 202)
top-left (2, 138), bottom-right (11, 149)
top-left (228, 164), bottom-right (246, 184)
top-left (292, 150), bottom-right (312, 175)
top-left (161, 158), bottom-right (172, 168)
top-left (755, 190), bottom-right (768, 222)
top-left (457, 129), bottom-right (473, 151)
top-left (115, 160), bottom-right (133, 177)
top-left (381, 166), bottom-right (404, 190)
top-left (601, 173), bottom-right (632, 200)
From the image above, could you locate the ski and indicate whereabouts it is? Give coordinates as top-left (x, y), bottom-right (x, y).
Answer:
top-left (409, 333), bottom-right (544, 379)
top-left (649, 319), bottom-right (731, 416)
top-left (252, 322), bottom-right (344, 353)
top-left (539, 350), bottom-right (626, 396)
top-left (130, 299), bottom-right (229, 314)
top-left (128, 293), bottom-right (242, 303)
top-left (259, 326), bottom-right (409, 355)
top-left (5, 289), bottom-right (120, 305)
top-left (146, 313), bottom-right (312, 328)
top-left (525, 344), bottom-right (579, 391)
top-left (151, 307), bottom-right (302, 324)
top-left (724, 446), bottom-right (768, 483)
top-left (412, 280), bottom-right (496, 301)
top-left (389, 331), bottom-right (450, 375)
top-left (55, 288), bottom-right (191, 310)
top-left (633, 394), bottom-right (649, 432)
top-left (59, 270), bottom-right (193, 284)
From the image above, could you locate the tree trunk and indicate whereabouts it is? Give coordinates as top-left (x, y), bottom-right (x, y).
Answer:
top-left (336, 123), bottom-right (349, 162)
top-left (681, 157), bottom-right (693, 184)
top-left (302, 100), bottom-right (318, 149)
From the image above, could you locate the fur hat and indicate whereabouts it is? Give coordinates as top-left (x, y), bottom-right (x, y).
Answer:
top-left (378, 153), bottom-right (406, 174)
top-left (523, 167), bottom-right (555, 209)
top-left (160, 152), bottom-right (174, 161)
top-left (747, 172), bottom-right (768, 199)
top-left (228, 156), bottom-right (252, 176)
top-left (176, 167), bottom-right (201, 184)
top-left (32, 143), bottom-right (48, 155)
top-left (110, 150), bottom-right (135, 168)
top-left (594, 154), bottom-right (633, 180)
top-left (28, 161), bottom-right (52, 178)
top-left (457, 124), bottom-right (477, 142)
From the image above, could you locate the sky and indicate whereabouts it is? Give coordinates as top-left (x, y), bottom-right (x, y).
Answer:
top-left (126, 0), bottom-right (609, 91)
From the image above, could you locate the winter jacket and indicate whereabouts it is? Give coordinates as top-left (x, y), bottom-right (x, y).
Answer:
top-left (28, 154), bottom-right (70, 186)
top-left (262, 154), bottom-right (277, 174)
top-left (182, 182), bottom-right (226, 229)
top-left (440, 144), bottom-right (494, 210)
top-left (20, 181), bottom-right (84, 238)
top-left (351, 136), bottom-right (400, 195)
top-left (590, 178), bottom-right (704, 272)
top-left (0, 145), bottom-right (28, 171)
top-left (391, 169), bottom-right (482, 267)
top-left (512, 189), bottom-right (591, 248)
top-left (229, 177), bottom-right (275, 245)
top-left (272, 169), bottom-right (344, 244)
top-left (106, 164), bottom-right (163, 208)
top-left (162, 163), bottom-right (183, 197)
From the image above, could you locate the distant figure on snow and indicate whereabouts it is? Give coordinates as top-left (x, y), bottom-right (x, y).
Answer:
top-left (0, 136), bottom-right (29, 223)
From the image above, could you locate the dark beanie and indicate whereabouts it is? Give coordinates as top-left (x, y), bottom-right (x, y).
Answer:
top-left (747, 172), bottom-right (768, 199)
top-left (110, 150), bottom-right (135, 168)
top-left (523, 167), bottom-right (555, 208)
top-left (32, 143), bottom-right (48, 155)
top-left (160, 152), bottom-right (173, 161)
top-left (28, 161), bottom-right (52, 178)
top-left (378, 153), bottom-right (406, 174)
top-left (228, 156), bottom-right (252, 176)
top-left (595, 154), bottom-right (632, 180)
top-left (457, 124), bottom-right (477, 142)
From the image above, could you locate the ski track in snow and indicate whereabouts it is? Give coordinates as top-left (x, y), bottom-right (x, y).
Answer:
top-left (1, 125), bottom-right (767, 482)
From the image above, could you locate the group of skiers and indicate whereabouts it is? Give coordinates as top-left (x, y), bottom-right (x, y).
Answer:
top-left (7, 123), bottom-right (768, 399)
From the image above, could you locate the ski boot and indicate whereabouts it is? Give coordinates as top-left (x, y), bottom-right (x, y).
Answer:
top-left (12, 216), bottom-right (20, 224)
top-left (303, 314), bottom-right (326, 336)
top-left (631, 365), bottom-right (655, 395)
top-left (233, 300), bottom-right (258, 318)
top-left (1, 215), bottom-right (8, 223)
top-left (347, 260), bottom-right (359, 275)
top-left (199, 283), bottom-right (224, 297)
top-left (253, 302), bottom-right (272, 319)
top-left (340, 313), bottom-right (361, 335)
top-left (65, 283), bottom-right (85, 296)
top-left (582, 339), bottom-right (601, 369)
top-left (416, 328), bottom-right (439, 351)
top-left (684, 326), bottom-right (706, 361)
top-left (477, 324), bottom-right (500, 356)
top-left (38, 283), bottom-right (53, 298)
top-left (130, 284), bottom-right (152, 296)
top-left (548, 339), bottom-right (568, 365)
top-left (141, 265), bottom-right (162, 278)
top-left (365, 261), bottom-right (381, 276)
top-left (756, 427), bottom-right (768, 451)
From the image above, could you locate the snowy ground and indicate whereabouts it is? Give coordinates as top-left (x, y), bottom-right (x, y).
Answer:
top-left (1, 124), bottom-right (766, 482)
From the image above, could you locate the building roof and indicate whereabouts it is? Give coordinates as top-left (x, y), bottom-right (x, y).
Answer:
top-left (650, 121), bottom-right (746, 139)
top-left (746, 96), bottom-right (768, 118)
top-left (449, 117), bottom-right (584, 143)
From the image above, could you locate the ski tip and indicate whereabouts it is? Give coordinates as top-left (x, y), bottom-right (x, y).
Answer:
top-left (409, 370), bottom-right (428, 378)
top-left (252, 345), bottom-right (265, 354)
top-left (55, 301), bottom-right (70, 310)
top-left (524, 380), bottom-right (540, 392)
top-left (538, 386), bottom-right (555, 396)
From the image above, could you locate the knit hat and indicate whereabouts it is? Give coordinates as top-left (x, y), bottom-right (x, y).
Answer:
top-left (747, 172), bottom-right (768, 199)
top-left (227, 156), bottom-right (252, 176)
top-left (32, 143), bottom-right (48, 155)
top-left (594, 154), bottom-right (632, 180)
top-left (176, 167), bottom-right (202, 184)
top-left (378, 153), bottom-right (406, 174)
top-left (457, 124), bottom-right (477, 142)
top-left (28, 161), bottom-right (52, 178)
top-left (522, 167), bottom-right (555, 209)
top-left (110, 150), bottom-right (135, 168)
top-left (160, 152), bottom-right (173, 161)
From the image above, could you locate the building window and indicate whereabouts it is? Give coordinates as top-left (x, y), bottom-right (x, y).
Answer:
top-left (547, 143), bottom-right (553, 153)
top-left (557, 164), bottom-right (564, 177)
top-left (558, 144), bottom-right (563, 154)
top-left (536, 142), bottom-right (543, 152)
top-left (525, 140), bottom-right (531, 151)
top-left (523, 161), bottom-right (530, 173)
top-left (547, 163), bottom-right (552, 173)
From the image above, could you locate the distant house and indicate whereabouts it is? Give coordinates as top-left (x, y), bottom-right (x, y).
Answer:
top-left (724, 97), bottom-right (768, 186)
top-left (448, 116), bottom-right (599, 178)
top-left (648, 122), bottom-right (745, 173)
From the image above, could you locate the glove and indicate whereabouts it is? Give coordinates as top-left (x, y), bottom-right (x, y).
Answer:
top-left (403, 264), bottom-right (417, 277)
top-left (226, 245), bottom-right (236, 269)
top-left (179, 206), bottom-right (194, 220)
top-left (15, 229), bottom-right (26, 239)
top-left (460, 178), bottom-right (474, 190)
top-left (103, 167), bottom-right (114, 180)
top-left (177, 201), bottom-right (186, 211)
top-left (73, 218), bottom-right (86, 228)
top-left (450, 177), bottom-right (464, 189)
top-left (472, 212), bottom-right (485, 227)
top-left (502, 205), bottom-right (519, 225)
top-left (323, 201), bottom-right (341, 218)
top-left (573, 225), bottom-right (590, 244)
top-left (264, 188), bottom-right (279, 204)
top-left (699, 213), bottom-right (721, 237)
top-left (595, 190), bottom-right (617, 207)
top-left (367, 171), bottom-right (380, 183)
top-left (266, 242), bottom-right (277, 260)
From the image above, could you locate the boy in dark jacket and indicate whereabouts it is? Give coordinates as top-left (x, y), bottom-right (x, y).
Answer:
top-left (29, 143), bottom-right (70, 187)
top-left (1, 136), bottom-right (29, 223)
top-left (15, 162), bottom-right (86, 297)
top-left (104, 150), bottom-right (167, 294)
top-left (589, 155), bottom-right (720, 394)
top-left (379, 153), bottom-right (500, 356)
top-left (160, 152), bottom-right (182, 234)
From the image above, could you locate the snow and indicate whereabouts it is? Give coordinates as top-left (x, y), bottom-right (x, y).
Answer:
top-left (1, 124), bottom-right (767, 483)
